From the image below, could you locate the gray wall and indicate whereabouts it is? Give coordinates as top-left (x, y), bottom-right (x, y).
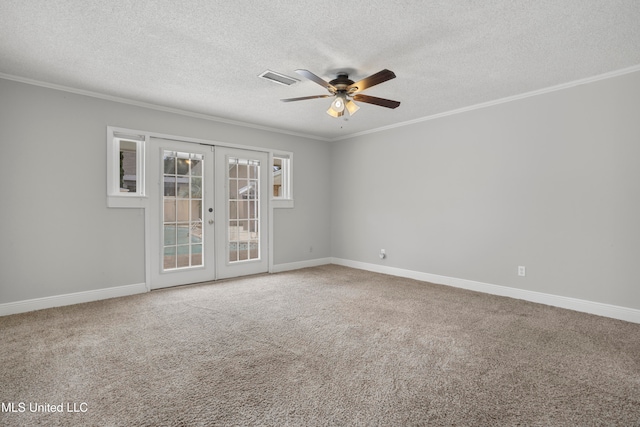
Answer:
top-left (2, 70), bottom-right (639, 311)
top-left (331, 71), bottom-right (640, 310)
top-left (0, 79), bottom-right (331, 304)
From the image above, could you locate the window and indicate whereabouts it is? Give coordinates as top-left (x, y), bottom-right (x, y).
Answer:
top-left (119, 139), bottom-right (138, 193)
top-left (107, 127), bottom-right (146, 207)
top-left (272, 152), bottom-right (293, 208)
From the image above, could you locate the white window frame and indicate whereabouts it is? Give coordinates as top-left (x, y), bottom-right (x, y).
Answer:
top-left (106, 126), bottom-right (294, 210)
top-left (107, 126), bottom-right (147, 208)
top-left (271, 152), bottom-right (294, 208)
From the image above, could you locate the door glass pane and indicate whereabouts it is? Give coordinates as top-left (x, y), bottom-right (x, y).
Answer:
top-left (164, 200), bottom-right (176, 222)
top-left (227, 157), bottom-right (260, 263)
top-left (191, 177), bottom-right (202, 197)
top-left (238, 164), bottom-right (248, 178)
top-left (177, 200), bottom-right (189, 222)
top-left (177, 224), bottom-right (190, 245)
top-left (229, 201), bottom-right (237, 219)
top-left (190, 159), bottom-right (202, 176)
top-left (164, 155), bottom-right (176, 174)
top-left (163, 150), bottom-right (204, 271)
top-left (164, 178), bottom-right (176, 197)
top-left (191, 200), bottom-right (202, 220)
top-left (177, 158), bottom-right (189, 175)
top-left (164, 247), bottom-right (176, 270)
top-left (238, 244), bottom-right (249, 261)
top-left (164, 225), bottom-right (176, 246)
top-left (177, 181), bottom-right (190, 198)
top-left (249, 201), bottom-right (257, 219)
top-left (177, 245), bottom-right (190, 268)
top-left (229, 178), bottom-right (239, 199)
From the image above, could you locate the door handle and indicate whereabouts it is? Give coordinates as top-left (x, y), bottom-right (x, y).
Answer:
top-left (208, 219), bottom-right (214, 225)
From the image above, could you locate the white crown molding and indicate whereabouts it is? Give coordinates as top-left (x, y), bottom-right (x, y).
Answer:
top-left (330, 258), bottom-right (640, 324)
top-left (0, 72), bottom-right (331, 142)
top-left (331, 64), bottom-right (640, 141)
top-left (3, 64), bottom-right (640, 143)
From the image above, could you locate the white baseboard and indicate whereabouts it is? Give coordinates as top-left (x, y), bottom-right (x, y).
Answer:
top-left (271, 257), bottom-right (332, 273)
top-left (0, 258), bottom-right (332, 316)
top-left (331, 258), bottom-right (640, 324)
top-left (0, 283), bottom-right (148, 317)
top-left (5, 261), bottom-right (638, 325)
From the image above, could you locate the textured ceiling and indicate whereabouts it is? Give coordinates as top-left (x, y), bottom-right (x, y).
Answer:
top-left (1, 0), bottom-right (640, 140)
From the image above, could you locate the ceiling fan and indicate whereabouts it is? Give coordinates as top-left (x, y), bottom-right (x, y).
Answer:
top-left (281, 69), bottom-right (400, 118)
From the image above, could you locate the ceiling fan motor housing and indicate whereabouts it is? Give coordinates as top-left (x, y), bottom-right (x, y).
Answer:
top-left (329, 73), bottom-right (356, 95)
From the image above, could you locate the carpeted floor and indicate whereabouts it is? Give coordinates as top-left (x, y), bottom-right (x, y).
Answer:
top-left (1, 265), bottom-right (639, 426)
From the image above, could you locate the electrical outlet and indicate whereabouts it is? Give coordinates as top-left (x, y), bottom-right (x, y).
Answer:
top-left (379, 249), bottom-right (386, 259)
top-left (518, 266), bottom-right (526, 277)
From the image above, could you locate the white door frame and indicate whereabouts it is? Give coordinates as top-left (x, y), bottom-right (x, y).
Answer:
top-left (145, 137), bottom-right (272, 289)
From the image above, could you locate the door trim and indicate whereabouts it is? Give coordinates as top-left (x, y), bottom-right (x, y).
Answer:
top-left (142, 136), bottom-right (274, 289)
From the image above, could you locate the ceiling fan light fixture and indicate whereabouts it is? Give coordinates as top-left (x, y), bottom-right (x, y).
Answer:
top-left (329, 94), bottom-right (346, 113)
top-left (345, 99), bottom-right (359, 116)
top-left (326, 107), bottom-right (344, 118)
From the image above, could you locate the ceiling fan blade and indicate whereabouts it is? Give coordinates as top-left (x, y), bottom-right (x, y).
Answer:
top-left (281, 95), bottom-right (332, 102)
top-left (352, 94), bottom-right (401, 109)
top-left (348, 69), bottom-right (396, 93)
top-left (295, 69), bottom-right (336, 92)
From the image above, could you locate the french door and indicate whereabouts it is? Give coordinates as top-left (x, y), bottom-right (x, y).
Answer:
top-left (148, 139), bottom-right (268, 289)
top-left (215, 147), bottom-right (269, 279)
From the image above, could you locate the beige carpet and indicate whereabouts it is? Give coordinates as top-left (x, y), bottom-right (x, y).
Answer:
top-left (1, 265), bottom-right (639, 426)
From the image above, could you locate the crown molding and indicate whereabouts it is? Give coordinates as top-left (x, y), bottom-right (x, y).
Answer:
top-left (331, 64), bottom-right (640, 141)
top-left (3, 64), bottom-right (639, 143)
top-left (0, 72), bottom-right (331, 142)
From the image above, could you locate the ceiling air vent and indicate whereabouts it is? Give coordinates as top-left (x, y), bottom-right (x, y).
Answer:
top-left (258, 70), bottom-right (299, 86)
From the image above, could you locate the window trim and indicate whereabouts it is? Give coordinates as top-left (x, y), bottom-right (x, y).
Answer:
top-left (107, 126), bottom-right (147, 208)
top-left (107, 127), bottom-right (295, 210)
